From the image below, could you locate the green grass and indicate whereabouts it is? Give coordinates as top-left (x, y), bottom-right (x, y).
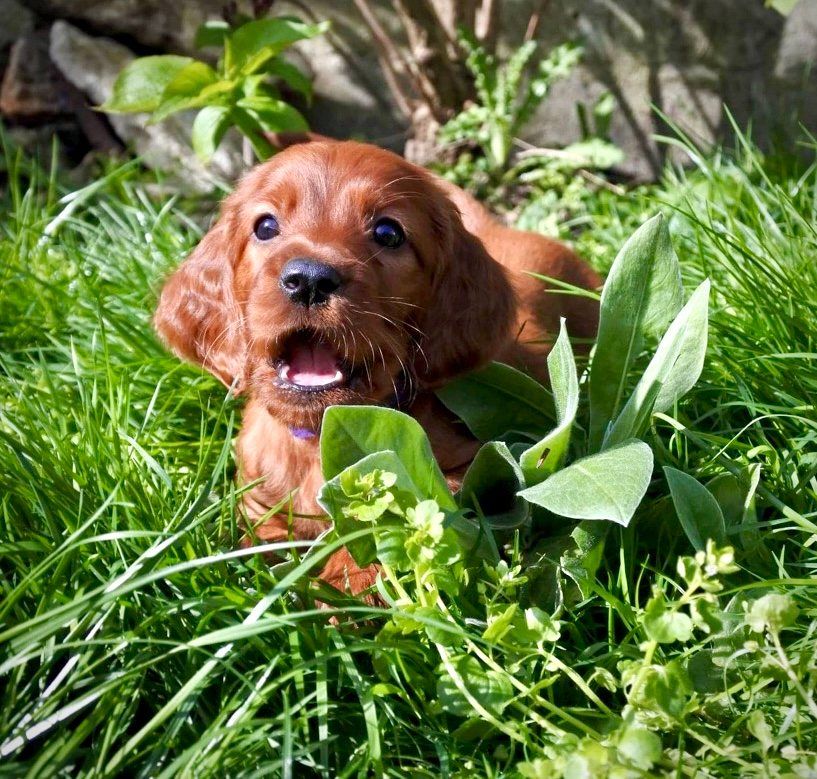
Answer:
top-left (1, 130), bottom-right (816, 777)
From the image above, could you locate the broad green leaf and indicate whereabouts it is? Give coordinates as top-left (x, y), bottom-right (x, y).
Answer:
top-left (100, 55), bottom-right (194, 113)
top-left (436, 655), bottom-right (512, 716)
top-left (266, 58), bottom-right (314, 101)
top-left (236, 96), bottom-right (308, 132)
top-left (601, 381), bottom-right (661, 453)
top-left (319, 449), bottom-right (496, 567)
top-left (630, 659), bottom-right (692, 720)
top-left (151, 61), bottom-right (219, 122)
top-left (643, 279), bottom-right (710, 411)
top-left (436, 362), bottom-right (554, 442)
top-left (745, 593), bottom-right (799, 634)
top-left (747, 711), bottom-right (774, 754)
top-left (374, 525), bottom-right (411, 571)
top-left (231, 107), bottom-right (275, 160)
top-left (459, 441), bottom-right (528, 531)
top-left (446, 512), bottom-right (499, 565)
top-left (706, 472), bottom-right (747, 528)
top-left (320, 406), bottom-right (455, 511)
top-left (766, 0), bottom-right (800, 14)
top-left (520, 319), bottom-right (579, 484)
top-left (523, 524), bottom-right (607, 608)
top-left (588, 214), bottom-right (684, 450)
top-left (554, 139), bottom-right (624, 171)
top-left (707, 466), bottom-right (769, 566)
top-left (236, 20), bottom-right (329, 77)
top-left (604, 280), bottom-right (710, 448)
top-left (482, 603), bottom-right (519, 643)
top-left (390, 604), bottom-right (459, 644)
top-left (318, 450), bottom-right (415, 566)
top-left (664, 467), bottom-right (726, 550)
top-left (643, 590), bottom-right (694, 643)
top-left (519, 439), bottom-right (653, 527)
top-left (617, 722), bottom-right (662, 770)
top-left (230, 18), bottom-right (329, 74)
top-left (163, 61), bottom-right (218, 99)
top-left (191, 105), bottom-right (232, 161)
top-left (561, 743), bottom-right (609, 779)
top-left (687, 650), bottom-right (721, 693)
top-left (194, 19), bottom-right (230, 49)
top-left (561, 521), bottom-right (608, 595)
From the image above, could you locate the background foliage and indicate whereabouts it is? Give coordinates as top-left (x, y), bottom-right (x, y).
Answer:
top-left (101, 15), bottom-right (326, 162)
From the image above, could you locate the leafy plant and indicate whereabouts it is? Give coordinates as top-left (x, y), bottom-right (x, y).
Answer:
top-left (438, 32), bottom-right (622, 210)
top-left (4, 128), bottom-right (817, 778)
top-left (440, 34), bottom-right (582, 173)
top-left (766, 0), bottom-right (800, 14)
top-left (100, 15), bottom-right (327, 162)
top-left (318, 213), bottom-right (710, 610)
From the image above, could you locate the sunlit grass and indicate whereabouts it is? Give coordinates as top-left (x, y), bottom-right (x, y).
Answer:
top-left (1, 129), bottom-right (816, 776)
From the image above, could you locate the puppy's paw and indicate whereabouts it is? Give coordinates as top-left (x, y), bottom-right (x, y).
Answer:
top-left (318, 548), bottom-right (383, 609)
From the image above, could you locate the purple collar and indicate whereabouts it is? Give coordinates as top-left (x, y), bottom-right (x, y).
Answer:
top-left (289, 426), bottom-right (317, 440)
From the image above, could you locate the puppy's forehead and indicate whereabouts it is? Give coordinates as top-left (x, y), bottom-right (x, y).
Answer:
top-left (240, 142), bottom-right (430, 218)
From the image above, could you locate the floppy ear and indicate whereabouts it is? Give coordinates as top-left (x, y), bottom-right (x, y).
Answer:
top-left (154, 220), bottom-right (247, 390)
top-left (416, 208), bottom-right (517, 387)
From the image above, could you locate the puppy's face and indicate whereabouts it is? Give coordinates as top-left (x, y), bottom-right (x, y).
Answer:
top-left (155, 141), bottom-right (514, 431)
top-left (234, 143), bottom-right (442, 428)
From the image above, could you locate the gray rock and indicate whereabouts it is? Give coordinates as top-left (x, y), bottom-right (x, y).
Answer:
top-left (23, 0), bottom-right (817, 180)
top-left (27, 0), bottom-right (223, 55)
top-left (0, 0), bottom-right (34, 51)
top-left (0, 31), bottom-right (72, 121)
top-left (529, 0), bottom-right (793, 179)
top-left (49, 20), bottom-right (244, 192)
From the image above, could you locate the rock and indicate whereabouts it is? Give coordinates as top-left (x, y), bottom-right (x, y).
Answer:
top-left (20, 0), bottom-right (817, 180)
top-left (0, 31), bottom-right (72, 122)
top-left (49, 21), bottom-right (244, 192)
top-left (522, 0), bottom-right (789, 179)
top-left (0, 0), bottom-right (34, 51)
top-left (26, 0), bottom-right (223, 55)
top-left (774, 0), bottom-right (817, 134)
top-left (290, 30), bottom-right (404, 147)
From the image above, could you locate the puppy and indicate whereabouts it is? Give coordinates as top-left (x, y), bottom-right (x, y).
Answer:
top-left (155, 139), bottom-right (600, 593)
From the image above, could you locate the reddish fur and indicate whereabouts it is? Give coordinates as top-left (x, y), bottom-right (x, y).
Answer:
top-left (155, 140), bottom-right (601, 596)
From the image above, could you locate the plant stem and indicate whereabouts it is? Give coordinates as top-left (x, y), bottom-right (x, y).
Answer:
top-left (770, 630), bottom-right (817, 720)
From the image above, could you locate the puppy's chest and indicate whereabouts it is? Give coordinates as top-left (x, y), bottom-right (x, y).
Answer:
top-left (236, 401), bottom-right (323, 515)
top-left (236, 396), bottom-right (480, 518)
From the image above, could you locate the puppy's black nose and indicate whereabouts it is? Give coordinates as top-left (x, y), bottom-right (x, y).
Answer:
top-left (280, 258), bottom-right (342, 306)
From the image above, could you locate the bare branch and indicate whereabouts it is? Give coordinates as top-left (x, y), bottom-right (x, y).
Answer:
top-left (420, 0), bottom-right (461, 60)
top-left (524, 0), bottom-right (550, 42)
top-left (392, 0), bottom-right (447, 119)
top-left (352, 0), bottom-right (415, 118)
top-left (475, 0), bottom-right (499, 50)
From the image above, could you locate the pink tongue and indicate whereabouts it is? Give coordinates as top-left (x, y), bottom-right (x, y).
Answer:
top-left (283, 342), bottom-right (343, 387)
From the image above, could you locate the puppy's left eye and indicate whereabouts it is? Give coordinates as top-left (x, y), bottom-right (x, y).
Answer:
top-left (372, 218), bottom-right (405, 249)
top-left (254, 214), bottom-right (280, 241)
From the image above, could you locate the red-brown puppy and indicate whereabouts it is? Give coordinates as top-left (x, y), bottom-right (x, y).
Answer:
top-left (155, 140), bottom-right (600, 593)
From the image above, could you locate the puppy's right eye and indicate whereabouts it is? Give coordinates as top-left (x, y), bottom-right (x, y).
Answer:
top-left (254, 215), bottom-right (280, 241)
top-left (373, 217), bottom-right (405, 249)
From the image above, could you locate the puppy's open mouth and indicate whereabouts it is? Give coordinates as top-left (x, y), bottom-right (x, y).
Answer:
top-left (271, 329), bottom-right (351, 392)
